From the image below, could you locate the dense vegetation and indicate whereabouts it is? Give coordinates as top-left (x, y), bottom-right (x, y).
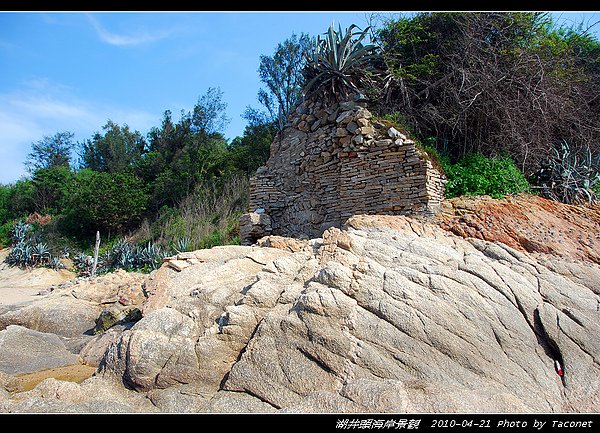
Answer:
top-left (370, 12), bottom-right (600, 193)
top-left (1, 12), bottom-right (599, 273)
top-left (0, 88), bottom-right (275, 266)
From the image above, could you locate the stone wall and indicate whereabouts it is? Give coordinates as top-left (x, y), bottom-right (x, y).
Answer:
top-left (241, 95), bottom-right (446, 244)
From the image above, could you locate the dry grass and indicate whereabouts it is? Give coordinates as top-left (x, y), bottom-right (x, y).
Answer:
top-left (132, 174), bottom-right (249, 251)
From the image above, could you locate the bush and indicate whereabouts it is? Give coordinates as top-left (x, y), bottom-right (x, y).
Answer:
top-left (62, 169), bottom-right (149, 239)
top-left (5, 179), bottom-right (35, 219)
top-left (0, 220), bottom-right (14, 248)
top-left (0, 185), bottom-right (10, 226)
top-left (30, 166), bottom-right (73, 215)
top-left (134, 174), bottom-right (248, 251)
top-left (374, 12), bottom-right (600, 175)
top-left (442, 153), bottom-right (530, 199)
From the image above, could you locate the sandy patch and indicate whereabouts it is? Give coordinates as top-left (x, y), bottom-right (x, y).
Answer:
top-left (5, 363), bottom-right (97, 394)
top-left (0, 248), bottom-right (76, 306)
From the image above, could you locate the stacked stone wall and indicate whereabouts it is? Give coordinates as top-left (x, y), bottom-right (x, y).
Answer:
top-left (241, 95), bottom-right (446, 243)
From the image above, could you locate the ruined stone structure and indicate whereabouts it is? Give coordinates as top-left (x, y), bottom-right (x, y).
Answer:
top-left (240, 95), bottom-right (446, 244)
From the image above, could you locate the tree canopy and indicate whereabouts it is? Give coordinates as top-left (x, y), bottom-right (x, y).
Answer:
top-left (25, 131), bottom-right (75, 172)
top-left (2, 13), bottom-right (600, 251)
top-left (373, 12), bottom-right (600, 175)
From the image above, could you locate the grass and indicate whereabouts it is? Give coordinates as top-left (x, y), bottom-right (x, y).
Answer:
top-left (131, 174), bottom-right (249, 252)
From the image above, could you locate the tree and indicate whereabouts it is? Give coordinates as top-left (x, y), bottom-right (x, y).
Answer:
top-left (255, 33), bottom-right (312, 130)
top-left (144, 90), bottom-right (233, 211)
top-left (4, 179), bottom-right (35, 219)
top-left (25, 131), bottom-right (75, 172)
top-left (374, 12), bottom-right (600, 174)
top-left (62, 169), bottom-right (149, 238)
top-left (79, 120), bottom-right (146, 173)
top-left (228, 112), bottom-right (276, 174)
top-left (191, 87), bottom-right (230, 137)
top-left (0, 184), bottom-right (10, 226)
top-left (30, 165), bottom-right (73, 215)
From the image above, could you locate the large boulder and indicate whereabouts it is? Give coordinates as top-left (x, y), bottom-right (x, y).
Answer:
top-left (0, 376), bottom-right (158, 413)
top-left (98, 245), bottom-right (308, 397)
top-left (0, 325), bottom-right (79, 375)
top-left (0, 270), bottom-right (147, 339)
top-left (96, 215), bottom-right (600, 412)
top-left (3, 213), bottom-right (599, 413)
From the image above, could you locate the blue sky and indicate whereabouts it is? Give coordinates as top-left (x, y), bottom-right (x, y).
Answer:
top-left (1, 11), bottom-right (599, 184)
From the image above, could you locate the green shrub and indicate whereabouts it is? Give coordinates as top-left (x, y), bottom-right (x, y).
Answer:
top-left (135, 174), bottom-right (248, 251)
top-left (30, 166), bottom-right (73, 215)
top-left (0, 184), bottom-right (10, 226)
top-left (61, 169), bottom-right (149, 239)
top-left (0, 220), bottom-right (14, 248)
top-left (200, 230), bottom-right (222, 249)
top-left (442, 153), bottom-right (530, 199)
top-left (374, 112), bottom-right (416, 137)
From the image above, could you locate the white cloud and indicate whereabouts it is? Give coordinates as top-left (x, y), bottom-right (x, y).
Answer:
top-left (10, 95), bottom-right (93, 121)
top-left (86, 14), bottom-right (172, 47)
top-left (0, 78), bottom-right (158, 184)
top-left (0, 112), bottom-right (42, 182)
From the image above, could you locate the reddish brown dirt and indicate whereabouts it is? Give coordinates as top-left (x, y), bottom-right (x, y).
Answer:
top-left (438, 194), bottom-right (600, 264)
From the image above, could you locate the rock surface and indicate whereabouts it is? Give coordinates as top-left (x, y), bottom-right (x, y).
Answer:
top-left (2, 209), bottom-right (599, 413)
top-left (0, 270), bottom-right (147, 339)
top-left (1, 376), bottom-right (158, 413)
top-left (0, 325), bottom-right (79, 375)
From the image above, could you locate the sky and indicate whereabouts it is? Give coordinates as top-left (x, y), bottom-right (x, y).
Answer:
top-left (1, 11), bottom-right (599, 184)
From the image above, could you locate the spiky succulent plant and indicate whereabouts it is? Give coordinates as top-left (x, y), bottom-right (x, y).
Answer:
top-left (73, 252), bottom-right (93, 276)
top-left (302, 23), bottom-right (381, 100)
top-left (535, 141), bottom-right (600, 205)
top-left (11, 220), bottom-right (32, 244)
top-left (175, 236), bottom-right (192, 254)
top-left (139, 242), bottom-right (164, 270)
top-left (4, 218), bottom-right (67, 269)
top-left (48, 256), bottom-right (65, 270)
top-left (32, 242), bottom-right (51, 264)
top-left (75, 239), bottom-right (166, 275)
top-left (5, 242), bottom-right (30, 268)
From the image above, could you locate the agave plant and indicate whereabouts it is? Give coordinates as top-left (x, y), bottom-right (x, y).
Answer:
top-left (139, 242), bottom-right (164, 270)
top-left (32, 242), bottom-right (51, 265)
top-left (5, 241), bottom-right (34, 268)
top-left (100, 239), bottom-right (166, 273)
top-left (4, 220), bottom-right (58, 269)
top-left (11, 220), bottom-right (32, 244)
top-left (48, 256), bottom-right (65, 270)
top-left (535, 141), bottom-right (600, 205)
top-left (5, 242), bottom-right (24, 267)
top-left (175, 236), bottom-right (192, 254)
top-left (73, 252), bottom-right (93, 276)
top-left (302, 23), bottom-right (381, 100)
